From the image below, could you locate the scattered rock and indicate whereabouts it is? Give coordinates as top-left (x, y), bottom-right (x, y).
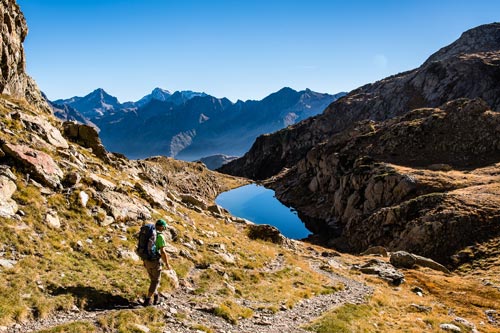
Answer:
top-left (440, 323), bottom-right (462, 332)
top-left (135, 182), bottom-right (169, 208)
top-left (219, 253), bottom-right (236, 264)
top-left (485, 309), bottom-right (498, 325)
top-left (164, 269), bottom-right (179, 289)
top-left (411, 286), bottom-right (424, 296)
top-left (14, 112), bottom-right (68, 149)
top-left (45, 210), bottom-right (61, 229)
top-left (78, 190), bottom-right (89, 208)
top-left (96, 190), bottom-right (151, 222)
top-left (131, 324), bottom-right (150, 333)
top-left (208, 204), bottom-right (224, 215)
top-left (63, 171), bottom-right (81, 186)
top-left (409, 304), bottom-right (432, 313)
top-left (180, 194), bottom-right (208, 209)
top-left (247, 224), bottom-right (285, 244)
top-left (163, 243), bottom-right (180, 255)
top-left (390, 251), bottom-right (417, 269)
top-left (0, 259), bottom-right (17, 269)
top-left (119, 250), bottom-right (140, 262)
top-left (0, 169), bottom-right (18, 217)
top-left (358, 259), bottom-right (405, 285)
top-left (453, 317), bottom-right (479, 333)
top-left (414, 254), bottom-right (451, 274)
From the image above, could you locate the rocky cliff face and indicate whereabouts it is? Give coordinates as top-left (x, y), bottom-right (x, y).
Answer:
top-left (0, 0), bottom-right (48, 111)
top-left (268, 98), bottom-right (500, 264)
top-left (221, 23), bottom-right (500, 265)
top-left (221, 23), bottom-right (500, 179)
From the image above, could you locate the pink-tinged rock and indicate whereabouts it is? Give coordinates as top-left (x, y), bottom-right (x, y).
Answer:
top-left (2, 143), bottom-right (63, 189)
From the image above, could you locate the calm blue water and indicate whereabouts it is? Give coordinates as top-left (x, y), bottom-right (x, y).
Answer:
top-left (216, 184), bottom-right (311, 240)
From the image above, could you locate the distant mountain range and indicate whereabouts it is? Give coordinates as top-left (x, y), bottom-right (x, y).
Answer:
top-left (51, 87), bottom-right (346, 160)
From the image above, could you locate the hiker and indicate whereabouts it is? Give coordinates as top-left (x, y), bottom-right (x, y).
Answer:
top-left (138, 219), bottom-right (172, 306)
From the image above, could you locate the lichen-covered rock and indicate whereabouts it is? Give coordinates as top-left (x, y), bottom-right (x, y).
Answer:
top-left (2, 143), bottom-right (63, 189)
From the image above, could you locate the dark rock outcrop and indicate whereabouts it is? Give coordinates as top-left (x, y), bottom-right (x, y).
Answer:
top-left (267, 99), bottom-right (500, 263)
top-left (63, 122), bottom-right (108, 161)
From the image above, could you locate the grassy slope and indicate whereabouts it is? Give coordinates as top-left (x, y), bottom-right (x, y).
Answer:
top-left (0, 96), bottom-right (499, 333)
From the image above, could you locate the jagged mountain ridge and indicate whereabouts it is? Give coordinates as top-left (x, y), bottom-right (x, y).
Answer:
top-left (53, 87), bottom-right (345, 160)
top-left (221, 23), bottom-right (500, 265)
top-left (221, 23), bottom-right (500, 180)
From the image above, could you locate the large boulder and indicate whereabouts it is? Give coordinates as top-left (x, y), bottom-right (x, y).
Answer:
top-left (390, 251), bottom-right (417, 269)
top-left (247, 224), bottom-right (285, 244)
top-left (2, 143), bottom-right (63, 189)
top-left (63, 122), bottom-right (108, 160)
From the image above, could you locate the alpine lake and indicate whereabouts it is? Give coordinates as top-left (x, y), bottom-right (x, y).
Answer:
top-left (216, 184), bottom-right (311, 240)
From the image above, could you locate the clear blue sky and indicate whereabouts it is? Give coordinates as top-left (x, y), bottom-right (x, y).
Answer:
top-left (18, 0), bottom-right (500, 103)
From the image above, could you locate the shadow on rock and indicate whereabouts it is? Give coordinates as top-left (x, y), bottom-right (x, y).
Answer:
top-left (49, 285), bottom-right (131, 310)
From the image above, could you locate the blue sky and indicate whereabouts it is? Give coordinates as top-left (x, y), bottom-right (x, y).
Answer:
top-left (18, 0), bottom-right (500, 103)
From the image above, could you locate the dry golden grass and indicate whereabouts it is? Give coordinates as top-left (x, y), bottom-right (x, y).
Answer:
top-left (305, 252), bottom-right (500, 333)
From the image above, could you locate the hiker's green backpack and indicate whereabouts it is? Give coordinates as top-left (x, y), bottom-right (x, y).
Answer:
top-left (136, 224), bottom-right (159, 260)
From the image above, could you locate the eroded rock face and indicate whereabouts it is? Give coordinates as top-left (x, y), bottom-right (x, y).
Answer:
top-left (0, 0), bottom-right (49, 111)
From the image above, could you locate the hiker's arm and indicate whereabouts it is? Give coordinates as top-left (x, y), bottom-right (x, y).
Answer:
top-left (160, 247), bottom-right (171, 269)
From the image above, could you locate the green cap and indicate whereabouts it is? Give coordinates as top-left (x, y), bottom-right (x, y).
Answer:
top-left (155, 219), bottom-right (167, 228)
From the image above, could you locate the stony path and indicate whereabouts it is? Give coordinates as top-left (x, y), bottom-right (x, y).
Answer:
top-left (7, 257), bottom-right (372, 333)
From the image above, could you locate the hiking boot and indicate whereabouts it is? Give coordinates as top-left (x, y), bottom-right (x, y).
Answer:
top-left (153, 293), bottom-right (161, 305)
top-left (143, 297), bottom-right (152, 306)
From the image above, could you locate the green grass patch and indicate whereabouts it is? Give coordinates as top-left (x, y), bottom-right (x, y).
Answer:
top-left (304, 303), bottom-right (373, 333)
top-left (97, 307), bottom-right (165, 333)
top-left (37, 321), bottom-right (97, 333)
top-left (213, 300), bottom-right (253, 324)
